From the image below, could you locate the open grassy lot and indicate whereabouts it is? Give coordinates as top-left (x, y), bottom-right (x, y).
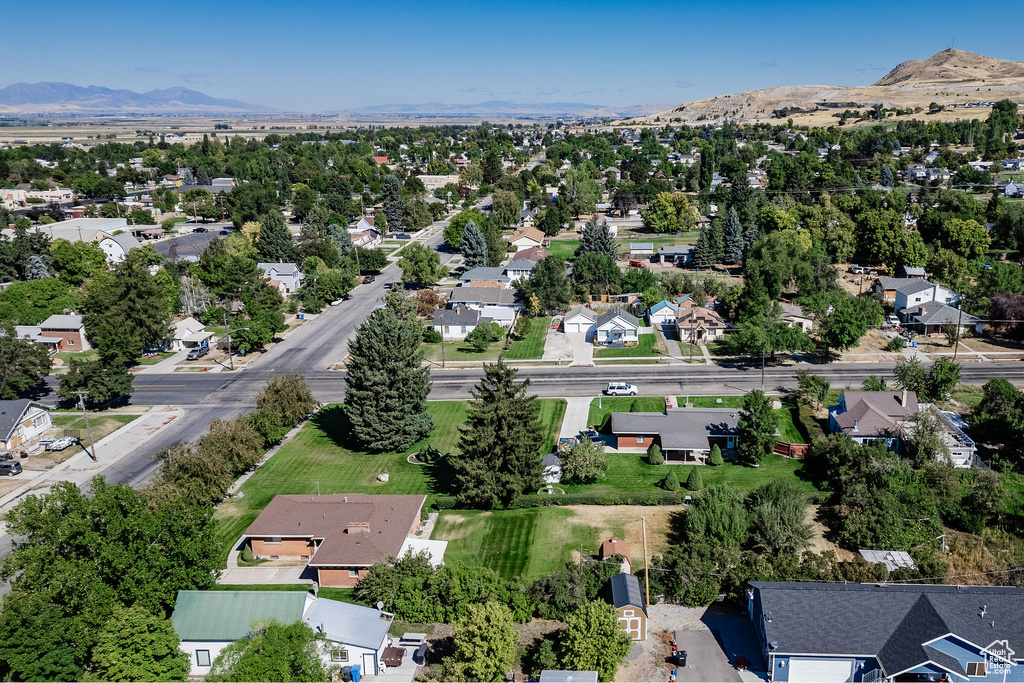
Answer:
top-left (434, 505), bottom-right (687, 581)
top-left (593, 333), bottom-right (661, 358)
top-left (212, 584), bottom-right (357, 603)
top-left (212, 399), bottom-right (566, 565)
top-left (420, 317), bottom-right (550, 363)
top-left (545, 240), bottom-right (579, 260)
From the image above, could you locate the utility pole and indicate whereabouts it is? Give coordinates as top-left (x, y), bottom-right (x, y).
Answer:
top-left (642, 517), bottom-right (650, 608)
top-left (224, 311), bottom-right (234, 371)
top-left (952, 299), bottom-right (965, 362)
top-left (761, 349), bottom-right (765, 392)
top-left (73, 392), bottom-right (96, 461)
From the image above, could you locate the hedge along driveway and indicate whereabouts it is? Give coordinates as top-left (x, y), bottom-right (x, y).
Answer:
top-left (212, 399), bottom-right (567, 566)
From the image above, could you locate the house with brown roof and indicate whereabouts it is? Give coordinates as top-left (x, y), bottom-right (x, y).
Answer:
top-left (242, 494), bottom-right (446, 587)
top-left (600, 537), bottom-right (632, 574)
top-left (827, 390), bottom-right (918, 451)
top-left (509, 227), bottom-right (545, 251)
top-left (675, 306), bottom-right (727, 344)
top-left (514, 246), bottom-right (551, 262)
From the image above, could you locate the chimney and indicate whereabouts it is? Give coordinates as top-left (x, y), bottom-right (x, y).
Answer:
top-left (901, 389), bottom-right (908, 407)
top-left (853, 419), bottom-right (859, 433)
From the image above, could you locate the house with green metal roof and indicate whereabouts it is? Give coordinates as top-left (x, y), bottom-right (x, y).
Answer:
top-left (172, 590), bottom-right (395, 678)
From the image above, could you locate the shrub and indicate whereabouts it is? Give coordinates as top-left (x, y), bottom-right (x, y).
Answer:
top-left (708, 444), bottom-right (723, 466)
top-left (661, 470), bottom-right (679, 490)
top-left (646, 443), bottom-right (664, 465)
top-left (422, 327), bottom-right (442, 343)
top-left (240, 544), bottom-right (254, 562)
top-left (685, 467), bottom-right (704, 490)
top-left (885, 337), bottom-right (906, 352)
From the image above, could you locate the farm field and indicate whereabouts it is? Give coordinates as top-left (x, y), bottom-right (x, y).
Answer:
top-left (212, 399), bottom-right (566, 565)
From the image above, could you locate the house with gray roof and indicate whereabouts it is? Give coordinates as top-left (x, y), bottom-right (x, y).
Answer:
top-left (594, 307), bottom-right (640, 345)
top-left (610, 407), bottom-right (740, 463)
top-left (39, 314), bottom-right (90, 352)
top-left (609, 573), bottom-right (647, 641)
top-left (0, 399), bottom-right (51, 452)
top-left (748, 581), bottom-right (1024, 683)
top-left (433, 308), bottom-right (481, 340)
top-left (458, 266), bottom-right (510, 287)
top-left (874, 278), bottom-right (957, 313)
top-left (563, 305), bottom-right (598, 334)
top-left (257, 262), bottom-right (303, 295)
top-left (658, 244), bottom-right (693, 264)
top-left (172, 590), bottom-right (395, 678)
top-left (448, 287), bottom-right (521, 310)
top-left (903, 301), bottom-right (982, 336)
top-left (629, 242), bottom-right (654, 257)
top-left (98, 232), bottom-right (141, 265)
top-left (828, 390), bottom-right (918, 451)
top-left (505, 257), bottom-right (538, 281)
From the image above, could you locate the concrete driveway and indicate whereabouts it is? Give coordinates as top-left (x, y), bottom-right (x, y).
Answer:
top-left (673, 630), bottom-right (741, 682)
top-left (566, 332), bottom-right (594, 366)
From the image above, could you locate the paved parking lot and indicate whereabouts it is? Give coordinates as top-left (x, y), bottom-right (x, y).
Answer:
top-left (673, 630), bottom-right (740, 682)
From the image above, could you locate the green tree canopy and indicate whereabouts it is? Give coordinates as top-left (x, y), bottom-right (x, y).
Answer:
top-left (0, 322), bottom-right (51, 399)
top-left (205, 620), bottom-right (328, 683)
top-left (398, 242), bottom-right (447, 285)
top-left (559, 600), bottom-right (632, 681)
top-left (575, 220), bottom-right (617, 259)
top-left (90, 604), bottom-right (190, 682)
top-left (738, 389), bottom-right (775, 465)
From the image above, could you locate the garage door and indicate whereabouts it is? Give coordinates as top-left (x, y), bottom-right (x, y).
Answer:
top-left (787, 658), bottom-right (853, 683)
top-left (565, 321), bottom-right (584, 333)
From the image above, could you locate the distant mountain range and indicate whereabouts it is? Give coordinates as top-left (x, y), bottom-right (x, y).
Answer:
top-left (339, 100), bottom-right (668, 118)
top-left (0, 82), bottom-right (274, 113)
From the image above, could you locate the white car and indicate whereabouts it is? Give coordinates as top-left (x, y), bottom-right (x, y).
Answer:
top-left (887, 315), bottom-right (901, 327)
top-left (605, 382), bottom-right (638, 396)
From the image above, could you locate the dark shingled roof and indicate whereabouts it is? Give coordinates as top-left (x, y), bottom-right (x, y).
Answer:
top-left (609, 573), bottom-right (646, 616)
top-left (0, 400), bottom-right (41, 442)
top-left (610, 408), bottom-right (739, 451)
top-left (829, 391), bottom-right (918, 439)
top-left (595, 307), bottom-right (639, 329)
top-left (244, 494), bottom-right (424, 567)
top-left (751, 582), bottom-right (1024, 677)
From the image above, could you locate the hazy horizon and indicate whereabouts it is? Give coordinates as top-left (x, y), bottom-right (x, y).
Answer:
top-left (5, 0), bottom-right (1023, 112)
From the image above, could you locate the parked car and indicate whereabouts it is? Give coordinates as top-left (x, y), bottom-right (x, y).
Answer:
top-left (578, 429), bottom-right (603, 446)
top-left (46, 436), bottom-right (79, 452)
top-left (887, 315), bottom-right (901, 327)
top-left (219, 229), bottom-right (230, 235)
top-left (362, 275), bottom-right (375, 284)
top-left (330, 298), bottom-right (345, 306)
top-left (186, 346), bottom-right (209, 360)
top-left (396, 233), bottom-right (412, 240)
top-left (0, 461), bottom-right (22, 477)
top-left (628, 260), bottom-right (646, 268)
top-left (605, 381), bottom-right (638, 396)
top-left (194, 227), bottom-right (208, 233)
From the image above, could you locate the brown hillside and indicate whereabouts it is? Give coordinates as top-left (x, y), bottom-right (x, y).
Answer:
top-left (873, 48), bottom-right (1024, 87)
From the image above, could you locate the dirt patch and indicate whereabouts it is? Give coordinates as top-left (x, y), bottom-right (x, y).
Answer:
top-left (568, 505), bottom-right (685, 560)
top-left (806, 504), bottom-right (856, 561)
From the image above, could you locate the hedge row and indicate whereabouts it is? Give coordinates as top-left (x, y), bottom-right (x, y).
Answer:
top-left (434, 491), bottom-right (684, 510)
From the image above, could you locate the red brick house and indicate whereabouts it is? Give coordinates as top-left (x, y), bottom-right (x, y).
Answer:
top-left (243, 494), bottom-right (443, 587)
top-left (39, 314), bottom-right (91, 351)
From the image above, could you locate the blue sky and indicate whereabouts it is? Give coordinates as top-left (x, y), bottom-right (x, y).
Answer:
top-left (5, 0), bottom-right (1024, 111)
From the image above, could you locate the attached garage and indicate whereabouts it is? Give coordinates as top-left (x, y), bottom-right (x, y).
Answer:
top-left (786, 658), bottom-right (853, 683)
top-left (563, 306), bottom-right (597, 334)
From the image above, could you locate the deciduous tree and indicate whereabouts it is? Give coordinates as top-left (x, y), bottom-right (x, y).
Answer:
top-left (0, 322), bottom-right (51, 399)
top-left (738, 389), bottom-right (775, 465)
top-left (559, 601), bottom-right (632, 681)
top-left (90, 604), bottom-right (190, 682)
top-left (205, 620), bottom-right (328, 683)
top-left (398, 242), bottom-right (447, 285)
top-left (447, 602), bottom-right (518, 683)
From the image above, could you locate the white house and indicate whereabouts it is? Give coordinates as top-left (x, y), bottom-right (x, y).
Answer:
top-left (509, 227), bottom-right (544, 251)
top-left (171, 317), bottom-right (214, 351)
top-left (648, 300), bottom-right (679, 326)
top-left (433, 308), bottom-right (481, 340)
top-left (563, 305), bottom-right (598, 334)
top-left (505, 257), bottom-right (537, 281)
top-left (875, 278), bottom-right (958, 313)
top-left (348, 217), bottom-right (383, 249)
top-left (0, 399), bottom-right (52, 451)
top-left (447, 287), bottom-right (520, 311)
top-left (594, 307), bottom-right (640, 345)
top-left (779, 303), bottom-right (813, 333)
top-left (172, 590), bottom-right (394, 679)
top-left (257, 262), bottom-right (303, 295)
top-left (98, 232), bottom-right (141, 265)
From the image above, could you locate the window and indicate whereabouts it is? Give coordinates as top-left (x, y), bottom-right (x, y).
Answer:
top-left (636, 436), bottom-right (644, 444)
top-left (349, 570), bottom-right (360, 578)
top-left (266, 537), bottom-right (281, 543)
top-left (966, 662), bottom-right (987, 677)
top-left (67, 340), bottom-right (74, 346)
top-left (196, 650), bottom-right (211, 667)
top-left (331, 649), bottom-right (349, 662)
top-left (270, 555), bottom-right (279, 560)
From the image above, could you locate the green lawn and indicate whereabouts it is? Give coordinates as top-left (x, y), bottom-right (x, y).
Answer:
top-left (212, 399), bottom-right (566, 566)
top-left (137, 351), bottom-right (176, 365)
top-left (588, 397), bottom-right (666, 430)
top-left (545, 240), bottom-right (579, 260)
top-left (212, 584), bottom-right (357, 603)
top-left (593, 334), bottom-right (660, 358)
top-left (421, 317), bottom-right (550, 363)
top-left (433, 507), bottom-right (597, 581)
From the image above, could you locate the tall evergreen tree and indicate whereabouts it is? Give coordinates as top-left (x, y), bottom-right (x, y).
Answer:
top-left (738, 389), bottom-right (776, 466)
top-left (344, 307), bottom-right (432, 451)
top-left (82, 261), bottom-right (173, 364)
top-left (382, 175), bottom-right (404, 232)
top-left (743, 223), bottom-right (760, 253)
top-left (460, 220), bottom-right (488, 269)
top-left (255, 211), bottom-right (295, 263)
top-left (880, 165), bottom-right (894, 188)
top-left (449, 360), bottom-right (545, 508)
top-left (24, 254), bottom-right (49, 280)
top-left (693, 227), bottom-right (714, 269)
top-left (723, 207), bottom-right (744, 264)
top-left (575, 220), bottom-right (617, 259)
top-left (482, 148), bottom-right (503, 185)
top-left (196, 166), bottom-right (211, 186)
top-left (326, 222), bottom-right (352, 260)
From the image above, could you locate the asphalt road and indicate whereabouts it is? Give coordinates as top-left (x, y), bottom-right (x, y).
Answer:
top-left (153, 223), bottom-right (228, 259)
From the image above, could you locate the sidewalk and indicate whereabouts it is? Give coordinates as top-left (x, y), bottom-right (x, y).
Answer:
top-left (0, 405), bottom-right (181, 512)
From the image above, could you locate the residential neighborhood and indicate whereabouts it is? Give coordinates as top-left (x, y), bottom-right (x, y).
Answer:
top-left (3, 7), bottom-right (1024, 683)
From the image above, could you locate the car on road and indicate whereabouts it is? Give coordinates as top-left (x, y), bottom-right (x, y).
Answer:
top-left (46, 436), bottom-right (79, 452)
top-left (219, 229), bottom-right (229, 235)
top-left (362, 275), bottom-right (375, 284)
top-left (605, 381), bottom-right (638, 396)
top-left (186, 346), bottom-right (209, 361)
top-left (330, 298), bottom-right (344, 306)
top-left (0, 461), bottom-right (22, 477)
top-left (194, 227), bottom-right (208, 233)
